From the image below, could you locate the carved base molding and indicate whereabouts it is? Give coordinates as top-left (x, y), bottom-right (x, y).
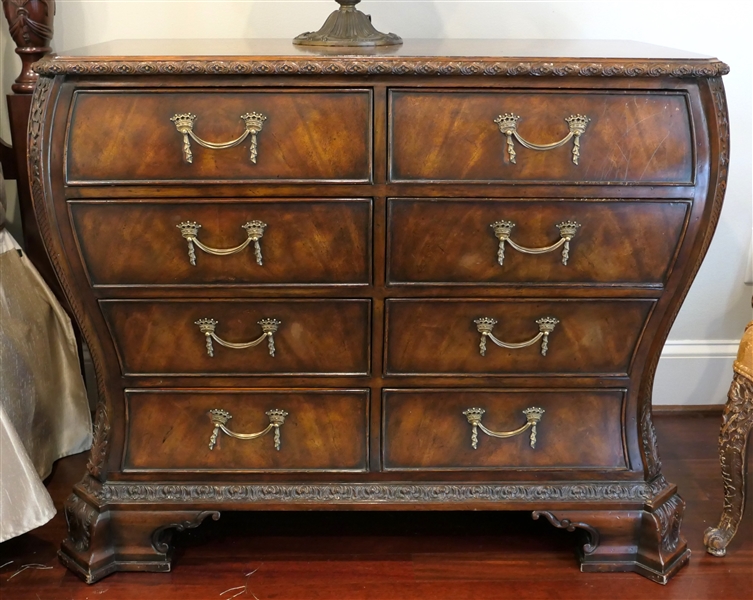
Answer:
top-left (64, 479), bottom-right (685, 584)
top-left (534, 491), bottom-right (690, 585)
top-left (60, 489), bottom-right (221, 584)
top-left (84, 480), bottom-right (665, 505)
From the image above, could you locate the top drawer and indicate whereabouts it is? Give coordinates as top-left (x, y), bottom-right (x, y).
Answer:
top-left (66, 90), bottom-right (373, 184)
top-left (389, 90), bottom-right (694, 184)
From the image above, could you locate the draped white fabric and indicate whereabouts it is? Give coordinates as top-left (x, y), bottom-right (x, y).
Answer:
top-left (0, 404), bottom-right (57, 543)
top-left (0, 224), bottom-right (92, 542)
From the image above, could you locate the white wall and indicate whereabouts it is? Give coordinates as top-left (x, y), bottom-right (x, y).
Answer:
top-left (2, 0), bottom-right (751, 404)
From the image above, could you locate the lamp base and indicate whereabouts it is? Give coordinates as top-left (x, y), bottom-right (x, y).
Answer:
top-left (294, 1), bottom-right (402, 47)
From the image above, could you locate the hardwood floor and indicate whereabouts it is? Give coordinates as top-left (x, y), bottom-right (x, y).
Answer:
top-left (1, 412), bottom-right (750, 599)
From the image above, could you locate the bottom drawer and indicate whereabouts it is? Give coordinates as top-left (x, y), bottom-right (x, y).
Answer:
top-left (124, 389), bottom-right (369, 472)
top-left (382, 389), bottom-right (626, 470)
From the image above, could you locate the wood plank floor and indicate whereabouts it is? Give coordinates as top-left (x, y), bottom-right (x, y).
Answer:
top-left (1, 412), bottom-right (751, 599)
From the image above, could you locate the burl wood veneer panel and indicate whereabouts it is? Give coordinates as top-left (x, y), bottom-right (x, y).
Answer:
top-left (387, 199), bottom-right (689, 286)
top-left (385, 299), bottom-right (653, 376)
top-left (124, 389), bottom-right (369, 472)
top-left (101, 299), bottom-right (371, 376)
top-left (382, 389), bottom-right (626, 470)
top-left (71, 199), bottom-right (372, 287)
top-left (389, 90), bottom-right (693, 183)
top-left (66, 90), bottom-right (372, 183)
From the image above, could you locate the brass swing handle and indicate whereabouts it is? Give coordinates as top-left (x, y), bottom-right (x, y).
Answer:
top-left (490, 220), bottom-right (580, 266)
top-left (170, 112), bottom-right (267, 164)
top-left (462, 407), bottom-right (545, 449)
top-left (494, 113), bottom-right (590, 165)
top-left (208, 408), bottom-right (288, 451)
top-left (474, 317), bottom-right (559, 356)
top-left (195, 317), bottom-right (280, 358)
top-left (177, 220), bottom-right (266, 266)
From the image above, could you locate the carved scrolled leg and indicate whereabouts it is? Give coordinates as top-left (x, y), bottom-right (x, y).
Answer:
top-left (534, 490), bottom-right (690, 584)
top-left (704, 371), bottom-right (753, 556)
top-left (59, 481), bottom-right (220, 584)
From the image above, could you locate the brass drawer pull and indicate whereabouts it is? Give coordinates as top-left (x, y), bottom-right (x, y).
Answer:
top-left (208, 408), bottom-right (288, 451)
top-left (494, 113), bottom-right (590, 165)
top-left (491, 220), bottom-right (580, 266)
top-left (170, 112), bottom-right (267, 164)
top-left (462, 407), bottom-right (545, 449)
top-left (474, 317), bottom-right (558, 356)
top-left (195, 317), bottom-right (280, 357)
top-left (178, 220), bottom-right (266, 266)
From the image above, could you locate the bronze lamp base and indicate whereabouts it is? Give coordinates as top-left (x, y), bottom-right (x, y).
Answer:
top-left (294, 0), bottom-right (402, 47)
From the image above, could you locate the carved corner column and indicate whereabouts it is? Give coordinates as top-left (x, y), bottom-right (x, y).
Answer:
top-left (704, 320), bottom-right (753, 556)
top-left (60, 479), bottom-right (220, 584)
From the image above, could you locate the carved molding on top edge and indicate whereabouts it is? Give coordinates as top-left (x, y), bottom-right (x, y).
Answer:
top-left (32, 58), bottom-right (730, 78)
top-left (28, 76), bottom-right (112, 481)
top-left (86, 481), bottom-right (660, 504)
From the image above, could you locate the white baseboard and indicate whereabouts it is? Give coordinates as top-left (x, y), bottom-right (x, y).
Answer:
top-left (653, 340), bottom-right (738, 406)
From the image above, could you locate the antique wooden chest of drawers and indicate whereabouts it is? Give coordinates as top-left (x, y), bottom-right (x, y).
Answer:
top-left (30, 39), bottom-right (729, 584)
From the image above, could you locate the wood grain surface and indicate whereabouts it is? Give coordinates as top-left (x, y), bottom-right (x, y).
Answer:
top-left (101, 299), bottom-right (372, 376)
top-left (387, 198), bottom-right (689, 286)
top-left (382, 389), bottom-right (626, 470)
top-left (71, 199), bottom-right (372, 287)
top-left (124, 389), bottom-right (369, 472)
top-left (67, 91), bottom-right (373, 183)
top-left (389, 90), bottom-right (694, 183)
top-left (384, 298), bottom-right (653, 375)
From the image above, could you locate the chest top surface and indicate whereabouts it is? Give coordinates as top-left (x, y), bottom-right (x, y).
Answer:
top-left (35, 38), bottom-right (728, 78)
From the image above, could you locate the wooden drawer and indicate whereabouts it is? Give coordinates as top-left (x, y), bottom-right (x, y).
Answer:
top-left (389, 90), bottom-right (693, 183)
top-left (384, 299), bottom-right (653, 376)
top-left (101, 299), bottom-right (371, 376)
top-left (123, 389), bottom-right (369, 472)
top-left (71, 199), bottom-right (372, 287)
top-left (382, 389), bottom-right (627, 470)
top-left (387, 199), bottom-right (689, 286)
top-left (66, 90), bottom-right (372, 183)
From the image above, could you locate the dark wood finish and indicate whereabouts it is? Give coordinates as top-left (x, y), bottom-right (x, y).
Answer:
top-left (100, 299), bottom-right (371, 375)
top-left (27, 41), bottom-right (729, 584)
top-left (389, 91), bottom-right (694, 183)
top-left (66, 91), bottom-right (373, 184)
top-left (7, 94), bottom-right (61, 290)
top-left (535, 494), bottom-right (691, 584)
top-left (2, 413), bottom-right (751, 599)
top-left (387, 199), bottom-right (689, 286)
top-left (0, 138), bottom-right (16, 179)
top-left (384, 299), bottom-right (653, 375)
top-left (382, 389), bottom-right (626, 470)
top-left (124, 389), bottom-right (369, 472)
top-left (59, 505), bottom-right (220, 584)
top-left (2, 2), bottom-right (71, 334)
top-left (70, 199), bottom-right (372, 287)
top-left (2, 0), bottom-right (54, 93)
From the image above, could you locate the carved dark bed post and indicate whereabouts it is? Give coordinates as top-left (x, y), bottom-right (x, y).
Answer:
top-left (2, 0), bottom-right (61, 291)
